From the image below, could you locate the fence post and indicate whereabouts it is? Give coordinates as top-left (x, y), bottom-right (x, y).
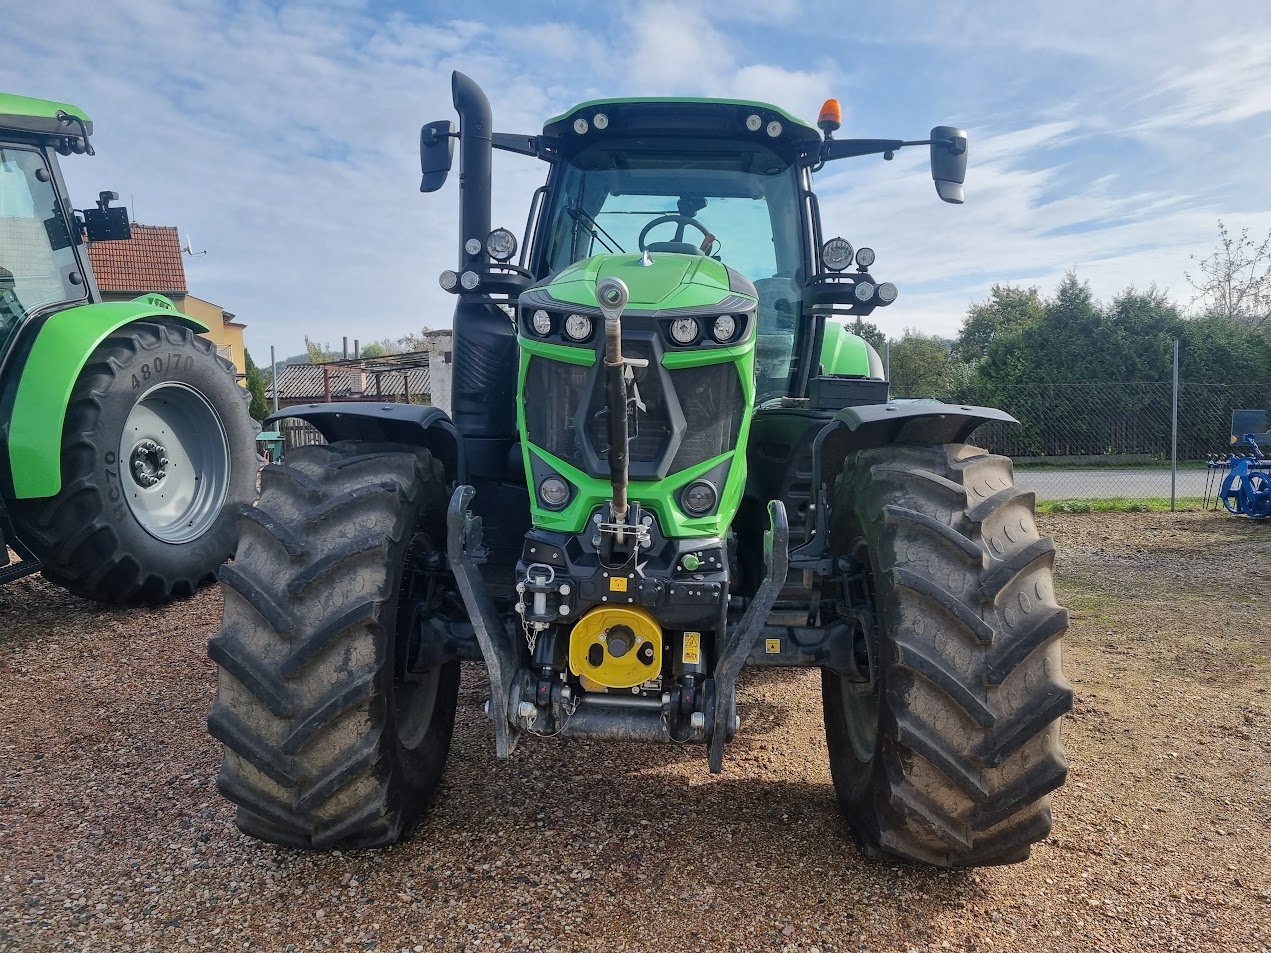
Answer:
top-left (883, 340), bottom-right (891, 384)
top-left (270, 345), bottom-right (279, 415)
top-left (1170, 338), bottom-right (1179, 512)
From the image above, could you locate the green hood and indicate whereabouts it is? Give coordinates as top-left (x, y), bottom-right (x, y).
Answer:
top-left (538, 252), bottom-right (754, 311)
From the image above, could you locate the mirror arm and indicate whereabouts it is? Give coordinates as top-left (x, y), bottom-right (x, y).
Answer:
top-left (818, 135), bottom-right (965, 163)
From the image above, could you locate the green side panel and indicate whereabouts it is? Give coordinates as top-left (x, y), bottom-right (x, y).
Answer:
top-left (544, 253), bottom-right (744, 311)
top-left (0, 92), bottom-right (91, 133)
top-left (819, 322), bottom-right (877, 377)
top-left (546, 97), bottom-right (818, 136)
top-left (8, 296), bottom-right (207, 499)
top-left (518, 337), bottom-right (596, 366)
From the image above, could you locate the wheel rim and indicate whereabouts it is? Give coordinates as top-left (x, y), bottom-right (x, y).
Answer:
top-left (840, 538), bottom-right (881, 762)
top-left (120, 382), bottom-right (231, 544)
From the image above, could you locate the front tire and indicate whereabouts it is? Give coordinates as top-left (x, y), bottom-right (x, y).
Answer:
top-left (208, 442), bottom-right (459, 849)
top-left (822, 443), bottom-right (1072, 867)
top-left (10, 321), bottom-right (256, 603)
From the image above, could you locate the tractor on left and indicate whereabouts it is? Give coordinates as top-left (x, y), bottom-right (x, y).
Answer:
top-left (0, 93), bottom-right (256, 603)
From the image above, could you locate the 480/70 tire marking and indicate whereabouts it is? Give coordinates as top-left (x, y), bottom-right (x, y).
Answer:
top-left (132, 352), bottom-right (194, 389)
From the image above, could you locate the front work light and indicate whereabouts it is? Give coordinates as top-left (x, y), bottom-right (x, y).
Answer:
top-left (854, 281), bottom-right (875, 303)
top-left (531, 310), bottom-right (552, 335)
top-left (855, 246), bottom-right (876, 268)
top-left (464, 237), bottom-right (482, 256)
top-left (460, 270), bottom-right (480, 291)
top-left (682, 480), bottom-right (718, 515)
top-left (486, 228), bottom-right (517, 262)
top-left (877, 282), bottom-right (898, 305)
top-left (822, 237), bottom-right (854, 272)
top-left (669, 317), bottom-right (699, 345)
top-left (439, 270), bottom-right (458, 291)
top-left (564, 313), bottom-right (593, 341)
top-left (539, 476), bottom-right (570, 508)
top-left (712, 314), bottom-right (736, 342)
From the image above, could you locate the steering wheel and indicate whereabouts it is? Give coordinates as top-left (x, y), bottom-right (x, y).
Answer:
top-left (638, 214), bottom-right (715, 255)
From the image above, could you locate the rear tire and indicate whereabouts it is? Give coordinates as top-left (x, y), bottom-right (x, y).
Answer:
top-left (822, 443), bottom-right (1072, 867)
top-left (10, 321), bottom-right (256, 603)
top-left (208, 441), bottom-right (459, 849)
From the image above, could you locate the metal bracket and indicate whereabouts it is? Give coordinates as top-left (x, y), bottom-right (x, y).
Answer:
top-left (446, 485), bottom-right (522, 759)
top-left (708, 499), bottom-right (789, 773)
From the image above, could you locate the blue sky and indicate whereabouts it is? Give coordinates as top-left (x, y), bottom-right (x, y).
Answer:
top-left (4, 0), bottom-right (1270, 357)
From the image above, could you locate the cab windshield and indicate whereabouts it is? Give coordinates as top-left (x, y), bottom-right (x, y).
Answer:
top-left (538, 144), bottom-right (808, 400)
top-left (0, 147), bottom-right (83, 354)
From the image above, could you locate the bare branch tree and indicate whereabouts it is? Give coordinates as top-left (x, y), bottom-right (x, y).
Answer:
top-left (1185, 220), bottom-right (1271, 328)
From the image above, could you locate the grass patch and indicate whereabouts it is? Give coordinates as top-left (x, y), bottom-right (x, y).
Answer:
top-left (1038, 496), bottom-right (1207, 513)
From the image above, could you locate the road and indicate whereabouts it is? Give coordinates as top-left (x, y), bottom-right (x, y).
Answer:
top-left (1017, 466), bottom-right (1210, 500)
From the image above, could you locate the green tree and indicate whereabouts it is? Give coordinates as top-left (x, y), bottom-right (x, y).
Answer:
top-left (888, 329), bottom-right (965, 398)
top-left (243, 348), bottom-right (269, 421)
top-left (955, 284), bottom-right (1045, 364)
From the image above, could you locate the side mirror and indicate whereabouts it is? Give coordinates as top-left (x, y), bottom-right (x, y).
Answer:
top-left (929, 126), bottom-right (968, 204)
top-left (420, 120), bottom-right (456, 193)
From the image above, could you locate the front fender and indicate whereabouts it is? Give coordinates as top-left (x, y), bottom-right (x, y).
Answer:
top-left (813, 399), bottom-right (1017, 486)
top-left (267, 402), bottom-right (464, 484)
top-left (8, 295), bottom-right (207, 499)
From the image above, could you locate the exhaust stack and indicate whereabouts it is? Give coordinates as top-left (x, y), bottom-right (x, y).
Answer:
top-left (451, 71), bottom-right (492, 270)
top-left (597, 277), bottom-right (631, 525)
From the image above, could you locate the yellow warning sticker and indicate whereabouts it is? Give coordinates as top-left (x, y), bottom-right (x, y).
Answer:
top-left (765, 638), bottom-right (781, 655)
top-left (682, 631), bottom-right (701, 665)
top-left (609, 577), bottom-right (628, 592)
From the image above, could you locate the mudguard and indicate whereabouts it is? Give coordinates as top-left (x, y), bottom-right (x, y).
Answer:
top-left (268, 402), bottom-right (463, 483)
top-left (8, 295), bottom-right (208, 499)
top-left (813, 399), bottom-right (1017, 486)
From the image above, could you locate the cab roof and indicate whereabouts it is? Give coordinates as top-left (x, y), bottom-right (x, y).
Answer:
top-left (543, 96), bottom-right (823, 164)
top-left (0, 92), bottom-right (92, 139)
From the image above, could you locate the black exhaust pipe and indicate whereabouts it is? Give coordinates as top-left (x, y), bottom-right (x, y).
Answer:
top-left (451, 71), bottom-right (491, 271)
top-left (597, 278), bottom-right (631, 524)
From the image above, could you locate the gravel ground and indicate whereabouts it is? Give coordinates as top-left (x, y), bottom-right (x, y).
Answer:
top-left (1, 511), bottom-right (1268, 952)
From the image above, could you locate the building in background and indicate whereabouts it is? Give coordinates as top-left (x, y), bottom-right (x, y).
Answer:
top-left (86, 224), bottom-right (246, 378)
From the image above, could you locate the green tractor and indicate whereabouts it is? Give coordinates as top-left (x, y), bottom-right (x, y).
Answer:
top-left (210, 74), bottom-right (1071, 867)
top-left (0, 94), bottom-right (256, 602)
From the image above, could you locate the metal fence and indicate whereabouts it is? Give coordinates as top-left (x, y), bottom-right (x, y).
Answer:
top-left (946, 381), bottom-right (1269, 504)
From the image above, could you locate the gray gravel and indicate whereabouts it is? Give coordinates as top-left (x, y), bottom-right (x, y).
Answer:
top-left (1, 511), bottom-right (1268, 952)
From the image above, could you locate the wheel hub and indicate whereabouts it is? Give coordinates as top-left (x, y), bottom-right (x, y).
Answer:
top-left (129, 439), bottom-right (169, 488)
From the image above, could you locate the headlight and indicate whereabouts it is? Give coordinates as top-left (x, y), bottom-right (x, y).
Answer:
top-left (669, 317), bottom-right (699, 345)
top-left (530, 309), bottom-right (552, 336)
top-left (877, 282), bottom-right (898, 304)
top-left (822, 237), bottom-right (854, 272)
top-left (682, 480), bottom-right (718, 515)
top-left (438, 270), bottom-right (458, 291)
top-left (460, 270), bottom-right (480, 291)
top-left (464, 237), bottom-right (482, 257)
top-left (564, 313), bottom-right (593, 341)
top-left (539, 476), bottom-right (570, 508)
top-left (486, 228), bottom-right (517, 262)
top-left (712, 314), bottom-right (737, 342)
top-left (855, 246), bottom-right (876, 268)
top-left (854, 281), bottom-right (875, 303)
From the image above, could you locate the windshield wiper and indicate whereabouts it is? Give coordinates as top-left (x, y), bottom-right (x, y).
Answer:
top-left (567, 207), bottom-right (625, 254)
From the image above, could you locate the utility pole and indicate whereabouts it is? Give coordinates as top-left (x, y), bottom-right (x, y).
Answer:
top-left (1170, 338), bottom-right (1179, 512)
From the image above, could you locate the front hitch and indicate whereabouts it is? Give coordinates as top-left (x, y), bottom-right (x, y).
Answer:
top-left (708, 499), bottom-right (790, 772)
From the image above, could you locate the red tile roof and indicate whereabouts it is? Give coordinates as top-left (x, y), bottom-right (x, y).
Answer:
top-left (86, 223), bottom-right (187, 294)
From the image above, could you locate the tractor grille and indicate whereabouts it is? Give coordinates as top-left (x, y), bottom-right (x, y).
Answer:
top-left (524, 357), bottom-right (590, 469)
top-left (585, 342), bottom-right (674, 466)
top-left (523, 342), bottom-right (745, 477)
top-left (669, 363), bottom-right (744, 473)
